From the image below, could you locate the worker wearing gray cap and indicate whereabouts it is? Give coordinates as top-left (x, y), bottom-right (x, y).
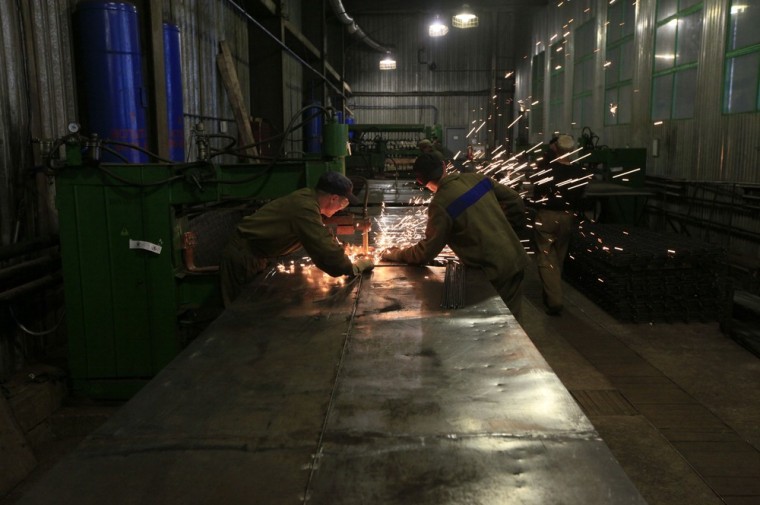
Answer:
top-left (531, 134), bottom-right (588, 316)
top-left (381, 153), bottom-right (529, 320)
top-left (220, 171), bottom-right (374, 307)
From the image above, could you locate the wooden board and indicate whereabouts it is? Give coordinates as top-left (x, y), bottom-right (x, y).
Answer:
top-left (216, 41), bottom-right (258, 158)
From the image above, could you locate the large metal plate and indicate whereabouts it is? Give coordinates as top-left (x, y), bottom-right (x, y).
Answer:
top-left (15, 265), bottom-right (647, 505)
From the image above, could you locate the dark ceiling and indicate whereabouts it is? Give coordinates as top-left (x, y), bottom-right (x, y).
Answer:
top-left (339, 0), bottom-right (548, 15)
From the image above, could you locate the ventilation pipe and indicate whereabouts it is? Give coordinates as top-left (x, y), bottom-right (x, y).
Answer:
top-left (328, 0), bottom-right (391, 53)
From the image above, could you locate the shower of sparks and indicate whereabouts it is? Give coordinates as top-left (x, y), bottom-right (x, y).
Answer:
top-left (372, 195), bottom-right (432, 254)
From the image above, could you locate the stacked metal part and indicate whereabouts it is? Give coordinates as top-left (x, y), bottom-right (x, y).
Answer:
top-left (564, 222), bottom-right (729, 323)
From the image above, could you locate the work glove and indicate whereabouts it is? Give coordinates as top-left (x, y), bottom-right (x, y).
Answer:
top-left (381, 247), bottom-right (403, 262)
top-left (352, 257), bottom-right (375, 275)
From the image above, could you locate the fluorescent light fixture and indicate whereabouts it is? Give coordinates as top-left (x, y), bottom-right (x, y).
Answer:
top-left (429, 16), bottom-right (449, 37)
top-left (452, 4), bottom-right (479, 28)
top-left (379, 53), bottom-right (396, 70)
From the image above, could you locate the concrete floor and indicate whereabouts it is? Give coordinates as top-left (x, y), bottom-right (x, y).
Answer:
top-left (520, 264), bottom-right (760, 505)
top-left (2, 262), bottom-right (759, 504)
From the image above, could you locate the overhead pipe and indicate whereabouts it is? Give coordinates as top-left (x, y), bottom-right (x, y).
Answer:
top-left (349, 104), bottom-right (440, 125)
top-left (328, 0), bottom-right (391, 53)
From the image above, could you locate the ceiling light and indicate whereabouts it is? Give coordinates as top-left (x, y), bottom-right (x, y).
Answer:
top-left (452, 4), bottom-right (479, 28)
top-left (429, 16), bottom-right (449, 37)
top-left (379, 52), bottom-right (396, 70)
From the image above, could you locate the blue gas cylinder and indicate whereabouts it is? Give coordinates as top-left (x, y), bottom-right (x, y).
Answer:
top-left (163, 22), bottom-right (185, 162)
top-left (73, 1), bottom-right (148, 162)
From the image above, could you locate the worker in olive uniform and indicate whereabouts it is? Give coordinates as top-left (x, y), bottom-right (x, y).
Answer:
top-left (531, 134), bottom-right (588, 316)
top-left (220, 171), bottom-right (374, 307)
top-left (381, 153), bottom-right (529, 321)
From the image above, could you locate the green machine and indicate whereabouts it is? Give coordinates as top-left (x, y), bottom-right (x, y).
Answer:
top-left (53, 121), bottom-right (350, 399)
top-left (581, 148), bottom-right (650, 226)
top-left (346, 123), bottom-right (443, 177)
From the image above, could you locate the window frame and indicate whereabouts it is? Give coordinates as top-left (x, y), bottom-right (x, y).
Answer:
top-left (650, 0), bottom-right (703, 121)
top-left (722, 1), bottom-right (760, 114)
top-left (604, 0), bottom-right (636, 125)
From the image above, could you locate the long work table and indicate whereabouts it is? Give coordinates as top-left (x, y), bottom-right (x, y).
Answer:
top-left (17, 262), bottom-right (648, 504)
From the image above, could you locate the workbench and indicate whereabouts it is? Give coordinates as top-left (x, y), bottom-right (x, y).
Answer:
top-left (16, 263), bottom-right (647, 504)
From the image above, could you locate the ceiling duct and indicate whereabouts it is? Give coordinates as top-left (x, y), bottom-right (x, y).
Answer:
top-left (328, 0), bottom-right (391, 53)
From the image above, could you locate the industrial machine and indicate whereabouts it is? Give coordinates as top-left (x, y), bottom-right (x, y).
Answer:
top-left (48, 119), bottom-right (364, 399)
top-left (345, 123), bottom-right (443, 178)
top-left (581, 147), bottom-right (650, 225)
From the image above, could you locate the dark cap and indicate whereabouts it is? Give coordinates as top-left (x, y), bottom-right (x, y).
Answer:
top-left (413, 153), bottom-right (445, 186)
top-left (316, 171), bottom-right (360, 205)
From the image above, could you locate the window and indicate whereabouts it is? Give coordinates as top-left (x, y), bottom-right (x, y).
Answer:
top-left (549, 40), bottom-right (566, 131)
top-left (531, 52), bottom-right (546, 137)
top-left (651, 0), bottom-right (703, 120)
top-left (723, 1), bottom-right (760, 113)
top-left (605, 0), bottom-right (635, 125)
top-left (573, 19), bottom-right (597, 129)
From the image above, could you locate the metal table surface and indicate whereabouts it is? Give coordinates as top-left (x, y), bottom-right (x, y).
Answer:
top-left (17, 263), bottom-right (647, 504)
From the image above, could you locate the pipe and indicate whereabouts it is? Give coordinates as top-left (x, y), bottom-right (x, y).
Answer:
top-left (350, 104), bottom-right (440, 125)
top-left (0, 272), bottom-right (62, 303)
top-left (0, 254), bottom-right (60, 284)
top-left (328, 0), bottom-right (391, 53)
top-left (0, 235), bottom-right (58, 262)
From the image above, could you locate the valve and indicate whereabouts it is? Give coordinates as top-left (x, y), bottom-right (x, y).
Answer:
top-left (192, 122), bottom-right (209, 162)
top-left (84, 133), bottom-right (101, 163)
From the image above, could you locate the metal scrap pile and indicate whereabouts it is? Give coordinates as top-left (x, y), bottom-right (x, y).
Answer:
top-left (564, 222), bottom-right (729, 323)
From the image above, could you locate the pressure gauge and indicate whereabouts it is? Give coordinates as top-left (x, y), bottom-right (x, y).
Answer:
top-left (68, 122), bottom-right (80, 134)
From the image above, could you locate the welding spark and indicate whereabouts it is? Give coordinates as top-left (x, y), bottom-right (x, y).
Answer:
top-left (551, 147), bottom-right (584, 162)
top-left (507, 115), bottom-right (523, 129)
top-left (526, 142), bottom-right (545, 154)
top-left (612, 167), bottom-right (641, 179)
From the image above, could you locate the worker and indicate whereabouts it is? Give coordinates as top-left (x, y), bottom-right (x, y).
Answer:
top-left (417, 138), bottom-right (442, 160)
top-left (220, 171), bottom-right (375, 307)
top-left (531, 134), bottom-right (588, 316)
top-left (381, 153), bottom-right (529, 321)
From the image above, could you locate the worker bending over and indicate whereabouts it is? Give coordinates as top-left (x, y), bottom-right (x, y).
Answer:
top-left (220, 171), bottom-right (374, 307)
top-left (381, 153), bottom-right (529, 321)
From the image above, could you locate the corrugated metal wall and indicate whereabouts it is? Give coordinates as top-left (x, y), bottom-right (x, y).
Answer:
top-left (166, 0), bottom-right (250, 160)
top-left (0, 0), bottom-right (285, 246)
top-left (515, 0), bottom-right (760, 284)
top-left (0, 0), bottom-right (79, 244)
top-left (517, 0), bottom-right (760, 184)
top-left (344, 10), bottom-right (519, 150)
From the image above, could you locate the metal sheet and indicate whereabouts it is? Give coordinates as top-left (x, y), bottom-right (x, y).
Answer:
top-left (15, 265), bottom-right (647, 505)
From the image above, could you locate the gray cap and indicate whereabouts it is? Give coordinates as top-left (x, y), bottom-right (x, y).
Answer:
top-left (316, 171), bottom-right (360, 205)
top-left (555, 134), bottom-right (575, 152)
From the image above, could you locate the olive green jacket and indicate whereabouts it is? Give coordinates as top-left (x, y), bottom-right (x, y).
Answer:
top-left (235, 187), bottom-right (354, 277)
top-left (392, 173), bottom-right (529, 287)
